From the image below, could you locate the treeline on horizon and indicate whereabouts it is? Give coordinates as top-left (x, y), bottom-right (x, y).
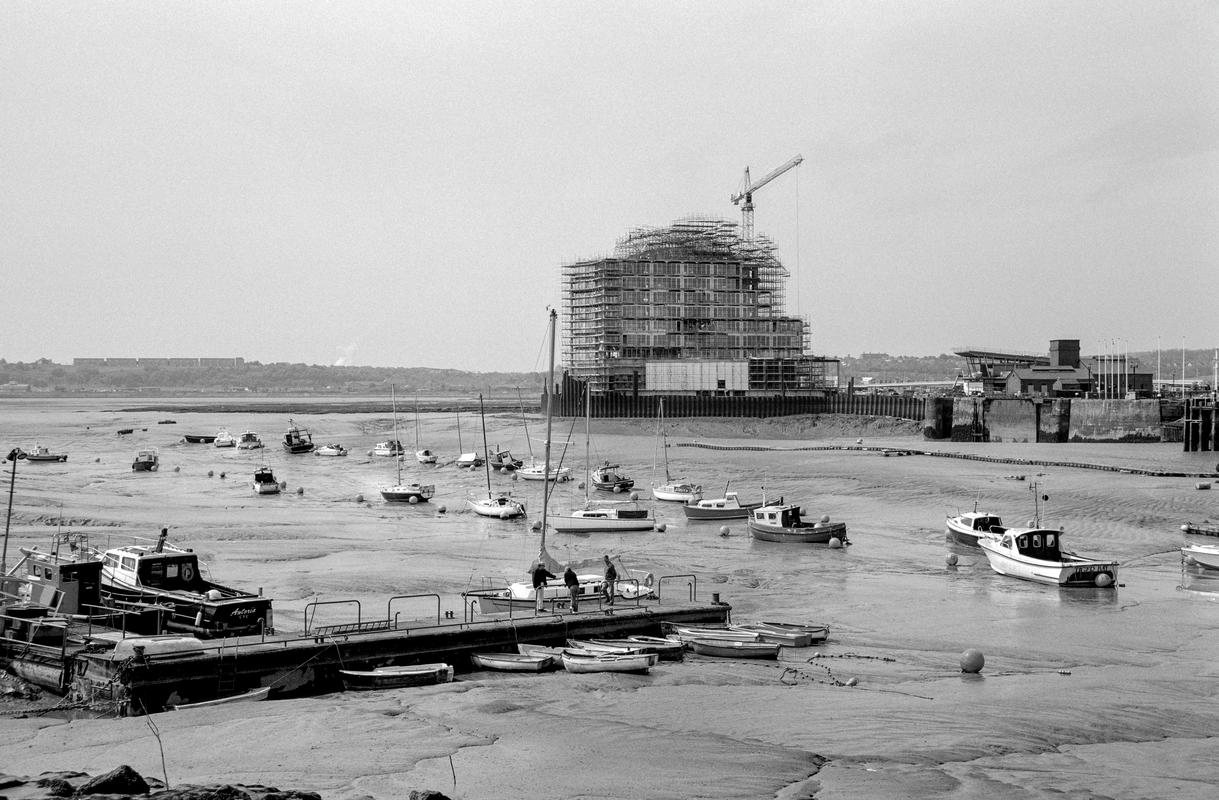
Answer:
top-left (0, 349), bottom-right (1212, 393)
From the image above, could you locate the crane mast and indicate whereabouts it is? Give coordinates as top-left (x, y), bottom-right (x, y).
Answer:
top-left (730, 154), bottom-right (803, 240)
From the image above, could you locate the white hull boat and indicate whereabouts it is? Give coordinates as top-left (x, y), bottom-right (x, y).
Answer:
top-left (517, 462), bottom-right (572, 482)
top-left (236, 431), bottom-right (263, 450)
top-left (213, 430), bottom-right (237, 448)
top-left (470, 652), bottom-right (554, 672)
top-left (1181, 543), bottom-right (1219, 570)
top-left (979, 527), bottom-right (1118, 587)
top-left (946, 511), bottom-right (1007, 547)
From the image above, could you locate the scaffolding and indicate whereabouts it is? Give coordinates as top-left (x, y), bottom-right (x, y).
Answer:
top-left (562, 217), bottom-right (827, 395)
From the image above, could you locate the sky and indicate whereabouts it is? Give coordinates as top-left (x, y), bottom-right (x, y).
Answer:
top-left (2, 1), bottom-right (1216, 372)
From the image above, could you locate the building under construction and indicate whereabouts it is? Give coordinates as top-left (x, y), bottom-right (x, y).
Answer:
top-left (561, 217), bottom-right (837, 397)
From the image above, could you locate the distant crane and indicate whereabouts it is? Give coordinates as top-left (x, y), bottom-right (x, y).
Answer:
top-left (730, 154), bottom-right (803, 241)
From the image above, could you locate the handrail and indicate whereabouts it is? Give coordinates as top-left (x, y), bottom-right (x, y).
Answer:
top-left (656, 573), bottom-right (697, 601)
top-left (304, 598), bottom-right (361, 635)
top-left (386, 593), bottom-right (441, 628)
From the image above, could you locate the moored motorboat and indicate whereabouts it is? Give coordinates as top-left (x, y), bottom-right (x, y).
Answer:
top-left (95, 528), bottom-right (274, 637)
top-left (213, 429), bottom-right (237, 448)
top-left (131, 448), bottom-right (160, 472)
top-left (946, 510), bottom-right (1007, 547)
top-left (591, 461), bottom-right (634, 493)
top-left (253, 466), bottom-right (281, 494)
top-left (372, 439), bottom-right (406, 457)
top-left (517, 461), bottom-right (572, 482)
top-left (470, 652), bottom-right (555, 672)
top-left (978, 527), bottom-right (1118, 587)
top-left (24, 444), bottom-right (68, 463)
top-left (748, 502), bottom-right (849, 544)
top-left (686, 638), bottom-right (781, 659)
top-left (380, 481), bottom-right (435, 504)
top-left (1182, 543), bottom-right (1219, 569)
top-left (236, 431), bottom-right (263, 449)
top-left (184, 434), bottom-right (217, 444)
top-left (486, 447), bottom-right (523, 472)
top-left (550, 503), bottom-right (655, 533)
top-left (340, 663), bottom-right (454, 690)
top-left (282, 420), bottom-right (315, 454)
top-left (683, 490), bottom-right (764, 520)
top-left (416, 448), bottom-right (438, 464)
top-left (315, 443), bottom-right (348, 457)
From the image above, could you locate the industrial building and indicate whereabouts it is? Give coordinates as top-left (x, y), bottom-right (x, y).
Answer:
top-left (561, 217), bottom-right (837, 396)
top-left (956, 340), bottom-right (1153, 398)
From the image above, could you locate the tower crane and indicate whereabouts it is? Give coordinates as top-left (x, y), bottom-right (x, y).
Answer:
top-left (730, 154), bottom-right (803, 241)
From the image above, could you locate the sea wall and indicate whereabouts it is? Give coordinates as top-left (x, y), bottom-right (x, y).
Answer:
top-left (984, 399), bottom-right (1038, 443)
top-left (1068, 399), bottom-right (1164, 442)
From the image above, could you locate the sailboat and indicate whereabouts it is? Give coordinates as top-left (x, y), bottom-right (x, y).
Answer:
top-left (467, 394), bottom-right (527, 519)
top-left (651, 398), bottom-right (702, 502)
top-left (550, 386), bottom-right (655, 533)
top-left (465, 311), bottom-right (647, 613)
top-left (414, 393), bottom-right (437, 464)
top-left (380, 384), bottom-right (436, 504)
top-left (454, 408), bottom-right (484, 469)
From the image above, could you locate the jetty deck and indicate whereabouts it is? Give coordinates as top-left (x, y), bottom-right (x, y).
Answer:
top-left (60, 597), bottom-right (730, 714)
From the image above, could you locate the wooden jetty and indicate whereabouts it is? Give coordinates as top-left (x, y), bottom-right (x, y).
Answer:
top-left (50, 597), bottom-right (728, 715)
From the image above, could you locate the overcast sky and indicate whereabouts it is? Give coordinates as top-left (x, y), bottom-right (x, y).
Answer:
top-left (2, 1), bottom-right (1216, 372)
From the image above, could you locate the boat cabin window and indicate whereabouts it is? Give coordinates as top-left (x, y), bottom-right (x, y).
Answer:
top-left (1014, 531), bottom-right (1062, 561)
top-left (139, 557), bottom-right (200, 590)
top-left (121, 556), bottom-right (137, 572)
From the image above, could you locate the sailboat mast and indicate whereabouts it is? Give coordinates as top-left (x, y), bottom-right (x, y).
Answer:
top-left (539, 309), bottom-right (557, 559)
top-left (391, 384), bottom-right (402, 484)
top-left (479, 393), bottom-right (492, 498)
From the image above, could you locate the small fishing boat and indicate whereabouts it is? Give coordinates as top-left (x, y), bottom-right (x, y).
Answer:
top-left (946, 510), bottom-right (1007, 547)
top-left (213, 429), bottom-right (237, 448)
top-left (685, 638), bottom-right (781, 659)
top-left (753, 621), bottom-right (830, 643)
top-left (727, 623), bottom-right (813, 647)
top-left (623, 635), bottom-right (688, 660)
top-left (1182, 543), bottom-right (1219, 570)
top-left (315, 443), bottom-right (349, 457)
top-left (560, 649), bottom-right (654, 674)
top-left (24, 444), bottom-right (67, 463)
top-left (131, 448), bottom-right (160, 472)
top-left (748, 502), bottom-right (849, 544)
top-left (235, 431), bottom-right (263, 450)
top-left (340, 663), bottom-right (454, 690)
top-left (683, 490), bottom-right (764, 520)
top-left (415, 448), bottom-right (438, 464)
top-left (591, 461), bottom-right (634, 493)
top-left (282, 420), bottom-right (315, 454)
top-left (172, 686), bottom-right (271, 710)
top-left (183, 434), bottom-right (217, 444)
top-left (978, 527), bottom-right (1118, 587)
top-left (662, 624), bottom-right (760, 642)
top-left (253, 466), bottom-right (281, 494)
top-left (470, 652), bottom-right (555, 672)
top-left (486, 447), bottom-right (523, 472)
top-left (566, 638), bottom-right (651, 656)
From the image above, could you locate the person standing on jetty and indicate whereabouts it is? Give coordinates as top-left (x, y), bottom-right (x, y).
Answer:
top-left (563, 565), bottom-right (580, 612)
top-left (602, 554), bottom-right (618, 605)
top-left (531, 562), bottom-right (556, 612)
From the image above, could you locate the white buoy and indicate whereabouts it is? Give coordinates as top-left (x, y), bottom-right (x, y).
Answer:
top-left (946, 553), bottom-right (959, 566)
top-left (960, 649), bottom-right (985, 673)
top-left (511, 473), bottom-right (518, 481)
top-left (856, 438), bottom-right (863, 445)
top-left (437, 504), bottom-right (447, 513)
top-left (820, 514), bottom-right (830, 523)
top-left (719, 525), bottom-right (730, 537)
top-left (1094, 573), bottom-right (1113, 588)
top-left (613, 486), bottom-right (623, 493)
top-left (845, 677), bottom-right (858, 687)
top-left (531, 520), bottom-right (542, 531)
top-left (828, 537), bottom-right (842, 549)
top-left (408, 495), bottom-right (418, 504)
top-left (629, 491), bottom-right (639, 500)
top-left (1181, 524), bottom-right (1191, 532)
top-left (500, 467), bottom-right (509, 474)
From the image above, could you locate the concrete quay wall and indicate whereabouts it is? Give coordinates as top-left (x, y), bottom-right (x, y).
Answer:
top-left (933, 397), bottom-right (1167, 443)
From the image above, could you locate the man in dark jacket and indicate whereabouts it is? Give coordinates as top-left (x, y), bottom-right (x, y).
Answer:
top-left (563, 565), bottom-right (580, 612)
top-left (531, 562), bottom-right (556, 612)
top-left (603, 554), bottom-right (618, 605)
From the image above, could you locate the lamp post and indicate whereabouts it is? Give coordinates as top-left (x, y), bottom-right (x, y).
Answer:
top-left (3, 447), bottom-right (27, 576)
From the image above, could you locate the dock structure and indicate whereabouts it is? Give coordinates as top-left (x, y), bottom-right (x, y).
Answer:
top-left (55, 597), bottom-right (730, 715)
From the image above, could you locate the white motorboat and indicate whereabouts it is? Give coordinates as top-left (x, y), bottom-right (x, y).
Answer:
top-left (517, 461), bottom-right (572, 482)
top-left (131, 448), bottom-right (159, 472)
top-left (946, 510), bottom-right (1007, 547)
top-left (372, 439), bottom-right (406, 457)
top-left (978, 527), bottom-right (1118, 587)
top-left (24, 444), bottom-right (68, 463)
top-left (236, 431), bottom-right (263, 450)
top-left (253, 466), bottom-right (281, 494)
top-left (683, 490), bottom-right (764, 520)
top-left (1181, 543), bottom-right (1219, 570)
top-left (315, 443), bottom-right (349, 457)
top-left (213, 429), bottom-right (237, 448)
